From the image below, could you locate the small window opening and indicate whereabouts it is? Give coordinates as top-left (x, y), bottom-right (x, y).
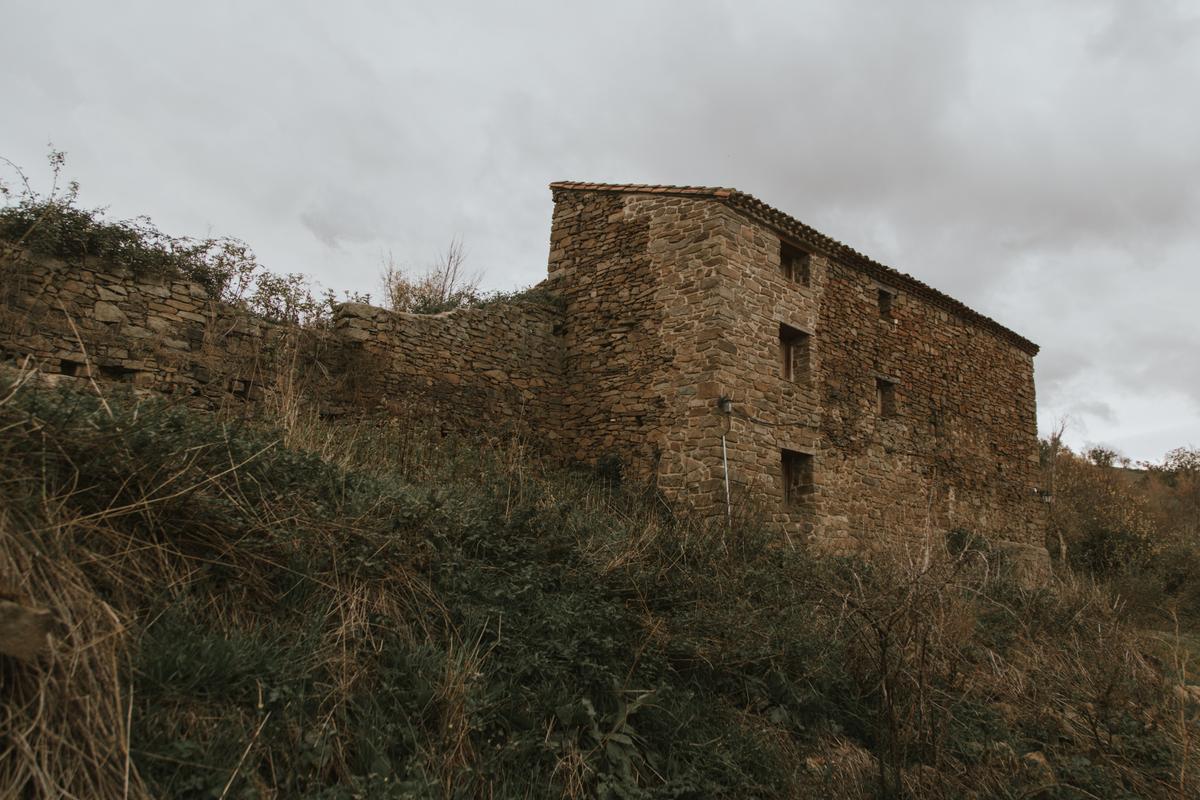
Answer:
top-left (60, 359), bottom-right (85, 377)
top-left (227, 377), bottom-right (256, 398)
top-left (779, 323), bottom-right (810, 384)
top-left (780, 241), bottom-right (811, 286)
top-left (876, 378), bottom-right (897, 418)
top-left (782, 449), bottom-right (814, 508)
top-left (98, 363), bottom-right (135, 382)
top-left (877, 288), bottom-right (894, 320)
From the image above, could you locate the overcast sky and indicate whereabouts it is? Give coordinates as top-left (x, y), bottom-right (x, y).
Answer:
top-left (4, 0), bottom-right (1198, 462)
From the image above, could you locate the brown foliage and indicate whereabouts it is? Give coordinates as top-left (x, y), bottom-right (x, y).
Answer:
top-left (380, 237), bottom-right (483, 315)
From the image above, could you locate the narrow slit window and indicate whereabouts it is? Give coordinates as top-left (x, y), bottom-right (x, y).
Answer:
top-left (780, 241), bottom-right (811, 286)
top-left (782, 449), bottom-right (814, 508)
top-left (779, 323), bottom-right (810, 384)
top-left (876, 378), bottom-right (897, 418)
top-left (878, 288), bottom-right (894, 320)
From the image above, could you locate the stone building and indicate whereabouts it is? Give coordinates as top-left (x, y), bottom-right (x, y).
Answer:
top-left (0, 180), bottom-right (1045, 553)
top-left (543, 182), bottom-right (1044, 551)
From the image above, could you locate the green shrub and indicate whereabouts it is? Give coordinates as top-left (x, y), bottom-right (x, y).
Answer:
top-left (1, 197), bottom-right (260, 297)
top-left (1, 153), bottom-right (368, 326)
top-left (1069, 524), bottom-right (1153, 577)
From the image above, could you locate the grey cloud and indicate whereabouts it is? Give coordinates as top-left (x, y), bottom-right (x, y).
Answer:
top-left (1068, 400), bottom-right (1117, 425)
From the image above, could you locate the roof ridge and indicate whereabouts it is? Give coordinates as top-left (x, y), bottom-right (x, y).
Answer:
top-left (549, 181), bottom-right (735, 198)
top-left (550, 181), bottom-right (1039, 355)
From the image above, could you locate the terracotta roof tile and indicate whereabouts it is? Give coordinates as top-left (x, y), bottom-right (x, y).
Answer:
top-left (549, 181), bottom-right (1039, 355)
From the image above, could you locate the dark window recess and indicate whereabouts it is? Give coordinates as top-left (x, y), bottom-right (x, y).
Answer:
top-left (60, 359), bottom-right (85, 377)
top-left (876, 378), bottom-right (897, 418)
top-left (878, 288), bottom-right (894, 320)
top-left (782, 449), bottom-right (814, 507)
top-left (780, 241), bottom-right (811, 285)
top-left (228, 377), bottom-right (256, 398)
top-left (779, 323), bottom-right (810, 383)
top-left (98, 363), bottom-right (136, 382)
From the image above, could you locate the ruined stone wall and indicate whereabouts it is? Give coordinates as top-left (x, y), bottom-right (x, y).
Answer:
top-left (332, 300), bottom-right (567, 448)
top-left (714, 209), bottom-right (1044, 549)
top-left (0, 251), bottom-right (344, 410)
top-left (0, 251), bottom-right (566, 444)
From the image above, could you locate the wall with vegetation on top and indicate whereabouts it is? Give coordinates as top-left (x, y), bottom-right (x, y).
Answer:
top-left (0, 249), bottom-right (345, 410)
top-left (0, 250), bottom-right (567, 445)
top-left (3, 186), bottom-right (1046, 554)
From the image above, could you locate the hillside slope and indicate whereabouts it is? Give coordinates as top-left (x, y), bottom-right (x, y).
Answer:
top-left (1, 371), bottom-right (1196, 799)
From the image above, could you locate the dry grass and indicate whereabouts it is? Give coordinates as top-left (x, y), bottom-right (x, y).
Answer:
top-left (0, 442), bottom-right (146, 797)
top-left (0, 363), bottom-right (438, 797)
top-left (3, 362), bottom-right (1200, 798)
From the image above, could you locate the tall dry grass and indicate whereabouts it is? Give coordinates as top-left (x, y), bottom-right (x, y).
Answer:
top-left (3, 361), bottom-right (1199, 798)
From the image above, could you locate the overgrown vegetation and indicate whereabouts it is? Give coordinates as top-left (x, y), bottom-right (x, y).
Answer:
top-left (379, 237), bottom-right (560, 316)
top-left (2, 150), bottom-right (552, 327)
top-left (0, 151), bottom-right (368, 326)
top-left (2, 369), bottom-right (1197, 799)
top-left (1041, 431), bottom-right (1200, 630)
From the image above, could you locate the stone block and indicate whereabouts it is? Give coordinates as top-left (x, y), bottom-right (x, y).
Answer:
top-left (93, 301), bottom-right (127, 323)
top-left (0, 600), bottom-right (54, 662)
top-left (993, 541), bottom-right (1051, 589)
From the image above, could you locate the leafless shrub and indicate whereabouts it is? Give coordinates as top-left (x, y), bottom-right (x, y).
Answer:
top-left (380, 237), bottom-right (483, 314)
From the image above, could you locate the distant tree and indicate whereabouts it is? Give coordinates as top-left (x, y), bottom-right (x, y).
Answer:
top-left (1085, 445), bottom-right (1121, 468)
top-left (1142, 446), bottom-right (1200, 543)
top-left (1161, 446), bottom-right (1200, 477)
top-left (1041, 417), bottom-right (1068, 562)
top-left (1041, 434), bottom-right (1156, 573)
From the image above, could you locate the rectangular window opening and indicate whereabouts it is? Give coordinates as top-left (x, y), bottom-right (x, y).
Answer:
top-left (98, 363), bottom-right (135, 382)
top-left (780, 241), bottom-right (811, 286)
top-left (876, 377), bottom-right (897, 418)
top-left (877, 288), bottom-right (894, 320)
top-left (779, 323), bottom-right (810, 384)
top-left (782, 449), bottom-right (814, 508)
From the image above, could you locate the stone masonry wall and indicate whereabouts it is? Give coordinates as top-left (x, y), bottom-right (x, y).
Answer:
top-left (332, 301), bottom-right (566, 448)
top-left (0, 251), bottom-right (567, 445)
top-left (546, 190), bottom-right (740, 489)
top-left (713, 209), bottom-right (1043, 550)
top-left (0, 250), bottom-right (343, 410)
top-left (548, 187), bottom-right (1045, 550)
top-left (2, 186), bottom-right (1045, 554)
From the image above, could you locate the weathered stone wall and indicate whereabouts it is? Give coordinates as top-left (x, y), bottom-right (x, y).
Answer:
top-left (547, 186), bottom-right (1045, 550)
top-left (332, 300), bottom-right (566, 448)
top-left (0, 252), bottom-right (567, 444)
top-left (547, 191), bottom-right (731, 483)
top-left (547, 190), bottom-right (767, 499)
top-left (714, 212), bottom-right (1043, 550)
top-left (0, 251), bottom-right (342, 410)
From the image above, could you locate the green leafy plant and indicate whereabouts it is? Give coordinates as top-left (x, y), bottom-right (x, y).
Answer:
top-left (0, 150), bottom-right (367, 327)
